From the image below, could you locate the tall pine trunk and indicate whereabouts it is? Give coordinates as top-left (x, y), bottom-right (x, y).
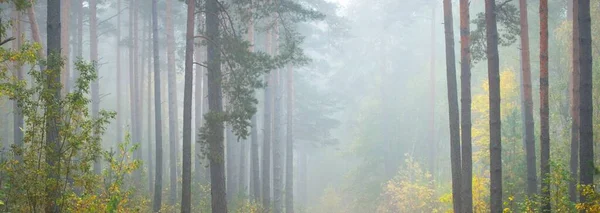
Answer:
top-left (165, 0), bottom-right (180, 204)
top-left (262, 24), bottom-right (273, 211)
top-left (518, 0), bottom-right (537, 197)
top-left (248, 17), bottom-right (261, 201)
top-left (147, 16), bottom-right (154, 193)
top-left (206, 0), bottom-right (228, 210)
top-left (194, 11), bottom-right (206, 184)
top-left (485, 0), bottom-right (502, 211)
top-left (429, 5), bottom-right (437, 179)
top-left (285, 65), bottom-right (294, 213)
top-left (12, 8), bottom-right (23, 160)
top-left (578, 0), bottom-right (593, 202)
top-left (60, 0), bottom-right (70, 95)
top-left (181, 0), bottom-right (196, 211)
top-left (90, 0), bottom-right (101, 175)
top-left (152, 0), bottom-right (165, 210)
top-left (459, 0), bottom-right (473, 211)
top-left (569, 0), bottom-right (580, 203)
top-left (442, 0), bottom-right (462, 212)
top-left (45, 0), bottom-right (61, 211)
top-left (116, 0), bottom-right (123, 145)
top-left (274, 68), bottom-right (283, 213)
top-left (539, 0), bottom-right (550, 211)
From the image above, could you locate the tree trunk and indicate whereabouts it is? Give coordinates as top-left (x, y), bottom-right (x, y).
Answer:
top-left (181, 0), bottom-right (195, 211)
top-left (248, 17), bottom-right (261, 202)
top-left (115, 0), bottom-right (123, 146)
top-left (195, 11), bottom-right (206, 184)
top-left (569, 0), bottom-right (580, 203)
top-left (429, 5), bottom-right (437, 180)
top-left (226, 125), bottom-right (237, 200)
top-left (539, 1), bottom-right (550, 212)
top-left (60, 0), bottom-right (70, 95)
top-left (285, 65), bottom-right (294, 213)
top-left (152, 0), bottom-right (165, 210)
top-left (90, 0), bottom-right (101, 175)
top-left (75, 0), bottom-right (82, 84)
top-left (442, 0), bottom-right (462, 212)
top-left (45, 0), bottom-right (61, 212)
top-left (206, 0), bottom-right (228, 210)
top-left (147, 19), bottom-right (154, 192)
top-left (165, 0), bottom-right (180, 204)
top-left (274, 66), bottom-right (283, 213)
top-left (459, 0), bottom-right (472, 212)
top-left (485, 0), bottom-right (502, 211)
top-left (518, 0), bottom-right (538, 197)
top-left (262, 26), bottom-right (273, 211)
top-left (578, 0), bottom-right (593, 202)
top-left (27, 0), bottom-right (45, 70)
top-left (238, 137), bottom-right (247, 196)
top-left (12, 8), bottom-right (23, 160)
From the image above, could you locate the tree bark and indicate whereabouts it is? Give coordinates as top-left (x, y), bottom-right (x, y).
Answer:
top-left (485, 0), bottom-right (502, 211)
top-left (165, 0), bottom-right (180, 204)
top-left (262, 25), bottom-right (273, 211)
top-left (152, 0), bottom-right (165, 210)
top-left (459, 0), bottom-right (472, 212)
top-left (90, 0), bottom-right (101, 175)
top-left (12, 7), bottom-right (23, 161)
top-left (539, 0), bottom-right (550, 212)
top-left (115, 0), bottom-right (123, 147)
top-left (60, 0), bottom-right (70, 96)
top-left (285, 65), bottom-right (294, 213)
top-left (518, 0), bottom-right (538, 198)
top-left (181, 0), bottom-right (196, 211)
top-left (195, 11), bottom-right (206, 184)
top-left (569, 0), bottom-right (580, 203)
top-left (578, 0), bottom-right (593, 202)
top-left (45, 0), bottom-right (61, 212)
top-left (442, 0), bottom-right (462, 212)
top-left (206, 0), bottom-right (228, 211)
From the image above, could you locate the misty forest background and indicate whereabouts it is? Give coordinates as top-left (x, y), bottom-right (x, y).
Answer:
top-left (0, 0), bottom-right (598, 212)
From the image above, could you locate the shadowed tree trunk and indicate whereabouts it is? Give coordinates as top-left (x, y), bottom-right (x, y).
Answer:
top-left (518, 0), bottom-right (537, 198)
top-left (152, 0), bottom-right (165, 210)
top-left (459, 0), bottom-right (472, 211)
top-left (442, 0), bottom-right (461, 212)
top-left (181, 0), bottom-right (196, 211)
top-left (485, 0), bottom-right (502, 211)
top-left (569, 0), bottom-right (580, 203)
top-left (578, 0), bottom-right (593, 202)
top-left (166, 0), bottom-right (180, 204)
top-left (206, 0), bottom-right (228, 211)
top-left (45, 0), bottom-right (61, 212)
top-left (539, 0), bottom-right (550, 212)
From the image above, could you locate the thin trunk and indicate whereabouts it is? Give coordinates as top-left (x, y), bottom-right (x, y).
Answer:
top-left (226, 125), bottom-right (237, 200)
top-left (152, 0), bottom-right (165, 210)
top-left (285, 65), bottom-right (294, 213)
top-left (298, 147), bottom-right (307, 209)
top-left (60, 0), bottom-right (70, 95)
top-left (133, 0), bottom-right (142, 183)
top-left (485, 0), bottom-right (502, 211)
top-left (248, 17), bottom-right (261, 201)
top-left (27, 0), bottom-right (45, 69)
top-left (194, 11), bottom-right (205, 184)
top-left (12, 8), bottom-right (23, 160)
top-left (429, 5), bottom-right (437, 179)
top-left (90, 0), bottom-right (101, 175)
top-left (442, 0), bottom-right (462, 212)
top-left (206, 0), bottom-right (228, 210)
top-left (519, 0), bottom-right (537, 197)
top-left (273, 67), bottom-right (283, 213)
top-left (166, 0), bottom-right (179, 204)
top-left (262, 25), bottom-right (273, 211)
top-left (539, 0), bottom-right (550, 212)
top-left (459, 0), bottom-right (472, 211)
top-left (116, 0), bottom-right (123, 145)
top-left (45, 0), bottom-right (61, 212)
top-left (181, 0), bottom-right (195, 211)
top-left (569, 0), bottom-right (580, 203)
top-left (75, 0), bottom-right (82, 84)
top-left (238, 138), bottom-right (247, 196)
top-left (578, 0), bottom-right (593, 202)
top-left (147, 16), bottom-right (155, 193)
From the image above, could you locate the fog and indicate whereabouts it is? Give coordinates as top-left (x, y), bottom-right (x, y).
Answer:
top-left (0, 0), bottom-right (597, 212)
